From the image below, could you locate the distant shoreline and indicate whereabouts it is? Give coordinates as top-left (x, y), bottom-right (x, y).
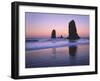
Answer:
top-left (26, 37), bottom-right (89, 42)
top-left (26, 38), bottom-right (89, 51)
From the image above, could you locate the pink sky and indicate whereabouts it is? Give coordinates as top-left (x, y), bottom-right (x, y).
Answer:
top-left (25, 12), bottom-right (89, 38)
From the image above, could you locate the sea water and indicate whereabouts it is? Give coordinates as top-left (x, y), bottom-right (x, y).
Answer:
top-left (25, 38), bottom-right (89, 68)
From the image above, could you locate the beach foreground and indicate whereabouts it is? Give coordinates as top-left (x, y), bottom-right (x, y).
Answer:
top-left (25, 38), bottom-right (89, 68)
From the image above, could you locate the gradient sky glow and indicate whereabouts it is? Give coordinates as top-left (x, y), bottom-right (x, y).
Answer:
top-left (25, 12), bottom-right (89, 38)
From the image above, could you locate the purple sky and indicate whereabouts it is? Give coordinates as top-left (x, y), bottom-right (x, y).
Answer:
top-left (25, 12), bottom-right (89, 38)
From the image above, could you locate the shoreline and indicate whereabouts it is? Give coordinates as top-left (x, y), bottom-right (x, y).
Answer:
top-left (26, 39), bottom-right (89, 51)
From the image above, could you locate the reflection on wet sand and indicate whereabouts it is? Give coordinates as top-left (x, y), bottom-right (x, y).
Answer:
top-left (52, 48), bottom-right (56, 54)
top-left (69, 45), bottom-right (77, 65)
top-left (52, 48), bottom-right (57, 59)
top-left (69, 46), bottom-right (77, 56)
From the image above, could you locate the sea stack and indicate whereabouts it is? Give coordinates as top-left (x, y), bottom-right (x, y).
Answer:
top-left (60, 35), bottom-right (63, 38)
top-left (67, 20), bottom-right (80, 40)
top-left (51, 29), bottom-right (56, 38)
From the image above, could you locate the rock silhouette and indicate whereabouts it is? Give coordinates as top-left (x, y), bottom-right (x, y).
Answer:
top-left (51, 29), bottom-right (56, 38)
top-left (67, 20), bottom-right (80, 40)
top-left (60, 35), bottom-right (63, 38)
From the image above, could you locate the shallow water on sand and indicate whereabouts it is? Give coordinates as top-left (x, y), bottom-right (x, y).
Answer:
top-left (25, 43), bottom-right (89, 68)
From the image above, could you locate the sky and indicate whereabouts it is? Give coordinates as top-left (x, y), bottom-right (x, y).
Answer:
top-left (25, 12), bottom-right (89, 38)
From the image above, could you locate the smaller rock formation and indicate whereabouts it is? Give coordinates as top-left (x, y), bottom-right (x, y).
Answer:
top-left (60, 35), bottom-right (63, 38)
top-left (67, 20), bottom-right (80, 40)
top-left (51, 29), bottom-right (56, 38)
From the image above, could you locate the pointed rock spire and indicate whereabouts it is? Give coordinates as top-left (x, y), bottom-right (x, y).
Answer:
top-left (67, 20), bottom-right (80, 40)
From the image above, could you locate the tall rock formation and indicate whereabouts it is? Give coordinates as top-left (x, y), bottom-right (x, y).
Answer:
top-left (51, 29), bottom-right (56, 38)
top-left (67, 20), bottom-right (80, 40)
